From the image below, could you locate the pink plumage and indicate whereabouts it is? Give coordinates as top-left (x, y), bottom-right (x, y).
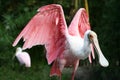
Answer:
top-left (12, 4), bottom-right (95, 80)
top-left (13, 4), bottom-right (68, 65)
top-left (68, 8), bottom-right (90, 37)
top-left (16, 52), bottom-right (31, 67)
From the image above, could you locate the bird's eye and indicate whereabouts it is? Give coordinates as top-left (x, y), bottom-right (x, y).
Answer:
top-left (89, 34), bottom-right (93, 39)
top-left (88, 34), bottom-right (93, 42)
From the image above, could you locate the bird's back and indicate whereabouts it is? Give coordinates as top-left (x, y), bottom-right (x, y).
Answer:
top-left (16, 52), bottom-right (31, 67)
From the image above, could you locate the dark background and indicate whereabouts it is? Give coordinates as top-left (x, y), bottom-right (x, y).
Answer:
top-left (0, 0), bottom-right (119, 80)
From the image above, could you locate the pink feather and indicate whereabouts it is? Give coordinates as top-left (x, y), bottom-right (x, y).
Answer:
top-left (13, 4), bottom-right (68, 64)
top-left (13, 4), bottom-right (95, 80)
top-left (68, 8), bottom-right (90, 37)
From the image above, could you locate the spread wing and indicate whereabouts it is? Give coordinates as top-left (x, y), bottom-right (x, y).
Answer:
top-left (68, 8), bottom-right (95, 62)
top-left (12, 4), bottom-right (68, 64)
top-left (68, 8), bottom-right (90, 37)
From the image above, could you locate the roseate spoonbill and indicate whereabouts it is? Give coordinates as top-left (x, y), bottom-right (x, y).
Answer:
top-left (13, 47), bottom-right (31, 67)
top-left (12, 4), bottom-right (109, 80)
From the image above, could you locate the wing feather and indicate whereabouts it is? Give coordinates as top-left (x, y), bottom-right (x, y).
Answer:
top-left (68, 8), bottom-right (90, 37)
top-left (13, 4), bottom-right (68, 64)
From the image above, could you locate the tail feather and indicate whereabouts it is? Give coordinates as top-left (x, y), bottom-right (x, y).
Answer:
top-left (50, 60), bottom-right (61, 77)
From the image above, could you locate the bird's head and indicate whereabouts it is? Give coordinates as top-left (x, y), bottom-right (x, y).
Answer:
top-left (16, 47), bottom-right (22, 52)
top-left (87, 30), bottom-right (109, 67)
top-left (12, 47), bottom-right (23, 60)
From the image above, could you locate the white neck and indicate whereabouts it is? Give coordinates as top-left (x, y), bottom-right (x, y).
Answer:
top-left (16, 47), bottom-right (22, 55)
top-left (83, 30), bottom-right (91, 48)
top-left (78, 30), bottom-right (91, 59)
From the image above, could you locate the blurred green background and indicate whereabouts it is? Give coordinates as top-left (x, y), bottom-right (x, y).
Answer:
top-left (0, 0), bottom-right (119, 80)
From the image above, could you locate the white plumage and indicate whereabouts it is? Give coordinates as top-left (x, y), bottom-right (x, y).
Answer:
top-left (15, 47), bottom-right (31, 67)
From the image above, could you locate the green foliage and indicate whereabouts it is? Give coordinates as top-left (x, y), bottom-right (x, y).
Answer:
top-left (0, 0), bottom-right (120, 80)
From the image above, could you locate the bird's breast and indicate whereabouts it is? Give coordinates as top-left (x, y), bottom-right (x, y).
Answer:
top-left (78, 46), bottom-right (91, 59)
top-left (66, 35), bottom-right (91, 60)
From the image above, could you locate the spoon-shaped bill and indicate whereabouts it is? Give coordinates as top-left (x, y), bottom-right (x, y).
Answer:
top-left (92, 37), bottom-right (109, 67)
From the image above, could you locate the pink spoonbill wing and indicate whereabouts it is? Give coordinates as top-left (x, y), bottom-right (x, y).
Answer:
top-left (68, 8), bottom-right (90, 37)
top-left (12, 4), bottom-right (68, 64)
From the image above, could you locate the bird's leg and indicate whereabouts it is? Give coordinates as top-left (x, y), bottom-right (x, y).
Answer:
top-left (71, 59), bottom-right (79, 80)
top-left (59, 74), bottom-right (62, 80)
top-left (59, 59), bottom-right (66, 80)
top-left (58, 68), bottom-right (62, 80)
